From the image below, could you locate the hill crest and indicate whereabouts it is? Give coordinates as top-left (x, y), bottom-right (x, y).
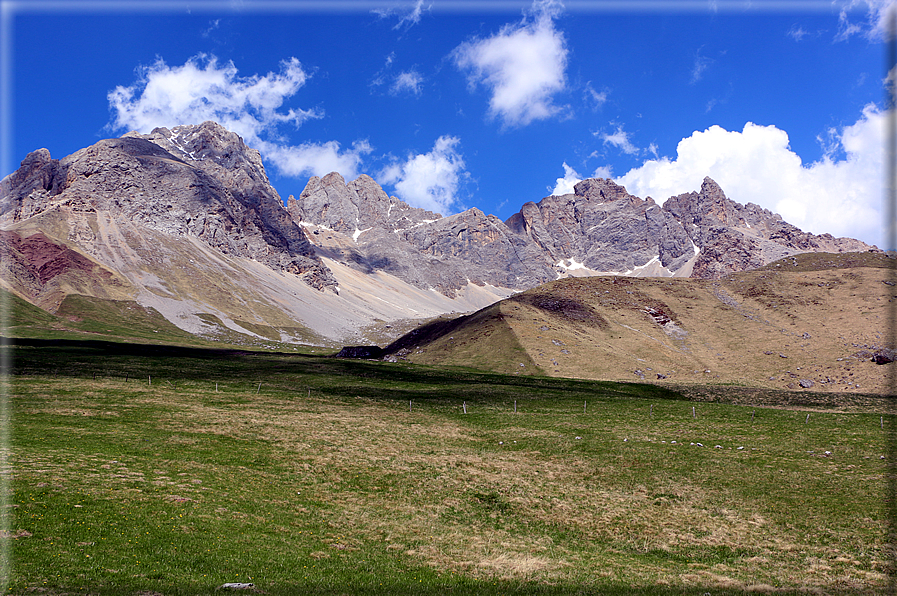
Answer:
top-left (375, 251), bottom-right (894, 394)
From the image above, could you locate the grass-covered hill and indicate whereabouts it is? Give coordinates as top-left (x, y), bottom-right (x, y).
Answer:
top-left (380, 252), bottom-right (895, 395)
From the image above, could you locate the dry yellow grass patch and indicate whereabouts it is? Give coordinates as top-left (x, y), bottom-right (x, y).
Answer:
top-left (13, 373), bottom-right (886, 590)
top-left (398, 257), bottom-right (894, 394)
top-left (109, 391), bottom-right (807, 583)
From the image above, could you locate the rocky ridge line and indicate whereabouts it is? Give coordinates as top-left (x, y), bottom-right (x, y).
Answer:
top-left (2, 121), bottom-right (879, 302)
top-left (0, 121), bottom-right (336, 290)
top-left (293, 171), bottom-right (878, 296)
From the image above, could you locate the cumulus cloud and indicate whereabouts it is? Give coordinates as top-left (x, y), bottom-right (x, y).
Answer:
top-left (551, 162), bottom-right (582, 195)
top-left (107, 54), bottom-right (370, 179)
top-left (613, 106), bottom-right (886, 247)
top-left (592, 165), bottom-right (614, 179)
top-left (259, 139), bottom-right (372, 180)
top-left (452, 0), bottom-right (568, 127)
top-left (550, 163), bottom-right (616, 196)
top-left (379, 136), bottom-right (468, 214)
top-left (108, 54), bottom-right (320, 138)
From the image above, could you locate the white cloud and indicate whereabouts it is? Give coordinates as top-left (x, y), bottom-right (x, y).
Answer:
top-left (885, 65), bottom-right (897, 98)
top-left (600, 125), bottom-right (640, 156)
top-left (592, 165), bottom-right (614, 179)
top-left (690, 49), bottom-right (712, 84)
top-left (614, 105), bottom-right (886, 247)
top-left (391, 70), bottom-right (424, 96)
top-left (584, 82), bottom-right (608, 110)
top-left (551, 162), bottom-right (582, 195)
top-left (108, 54), bottom-right (320, 140)
top-left (836, 0), bottom-right (897, 41)
top-left (787, 24), bottom-right (809, 41)
top-left (371, 55), bottom-right (423, 97)
top-left (379, 136), bottom-right (468, 214)
top-left (259, 139), bottom-right (372, 180)
top-left (373, 0), bottom-right (429, 31)
top-left (108, 54), bottom-right (371, 180)
top-left (452, 0), bottom-right (568, 128)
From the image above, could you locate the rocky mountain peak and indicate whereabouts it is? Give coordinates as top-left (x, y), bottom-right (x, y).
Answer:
top-left (130, 121), bottom-right (267, 175)
top-left (291, 171), bottom-right (441, 235)
top-left (662, 176), bottom-right (741, 229)
top-left (573, 177), bottom-right (635, 203)
top-left (657, 175), bottom-right (879, 278)
top-left (3, 120), bottom-right (880, 320)
top-left (0, 148), bottom-right (64, 220)
top-left (1, 123), bottom-right (336, 290)
top-left (501, 177), bottom-right (694, 275)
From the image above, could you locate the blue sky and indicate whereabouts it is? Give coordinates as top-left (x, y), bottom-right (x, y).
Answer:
top-left (2, 0), bottom-right (894, 247)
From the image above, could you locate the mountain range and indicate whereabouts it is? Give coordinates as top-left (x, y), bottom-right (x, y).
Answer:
top-left (0, 121), bottom-right (880, 350)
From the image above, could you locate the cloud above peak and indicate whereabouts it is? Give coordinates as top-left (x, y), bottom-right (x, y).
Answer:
top-left (452, 0), bottom-right (568, 128)
top-left (614, 106), bottom-right (885, 247)
top-left (379, 136), bottom-right (468, 214)
top-left (550, 162), bottom-right (582, 195)
top-left (107, 54), bottom-right (320, 139)
top-left (107, 54), bottom-right (370, 179)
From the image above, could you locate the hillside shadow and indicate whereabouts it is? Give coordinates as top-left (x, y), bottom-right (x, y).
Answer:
top-left (3, 336), bottom-right (685, 403)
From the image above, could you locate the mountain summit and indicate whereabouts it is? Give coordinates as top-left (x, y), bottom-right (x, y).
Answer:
top-left (0, 122), bottom-right (878, 345)
top-left (291, 166), bottom-right (876, 297)
top-left (1, 121), bottom-right (335, 290)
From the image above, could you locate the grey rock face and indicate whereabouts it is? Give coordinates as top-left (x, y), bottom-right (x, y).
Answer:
top-left (0, 148), bottom-right (67, 222)
top-left (505, 178), bottom-right (694, 273)
top-left (292, 170), bottom-right (880, 294)
top-left (288, 171), bottom-right (442, 233)
top-left (661, 177), bottom-right (877, 278)
top-left (290, 172), bottom-right (557, 296)
top-left (0, 121), bottom-right (336, 290)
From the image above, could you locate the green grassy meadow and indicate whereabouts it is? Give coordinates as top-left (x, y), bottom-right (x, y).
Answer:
top-left (3, 337), bottom-right (893, 595)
